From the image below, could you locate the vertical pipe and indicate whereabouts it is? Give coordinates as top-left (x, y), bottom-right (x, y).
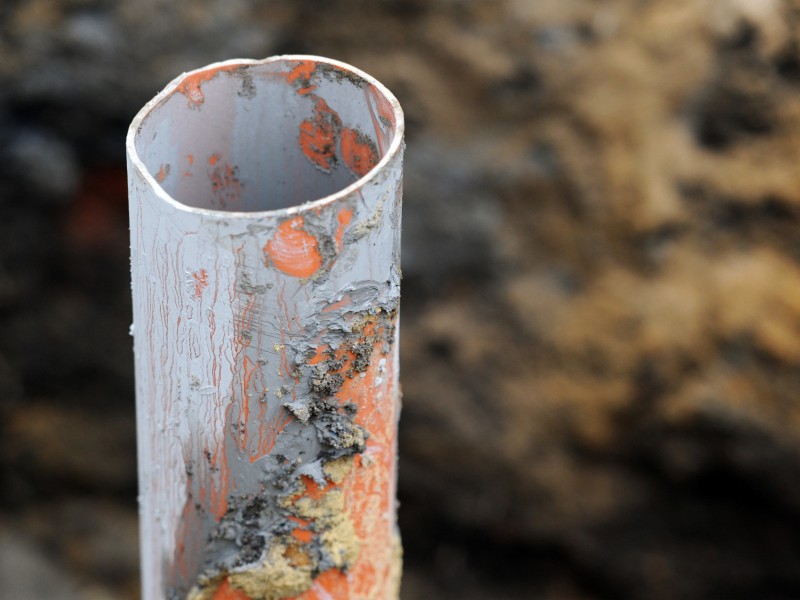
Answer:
top-left (126, 56), bottom-right (404, 600)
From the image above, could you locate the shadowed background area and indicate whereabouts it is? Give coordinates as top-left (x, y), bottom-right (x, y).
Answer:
top-left (2, 1), bottom-right (800, 599)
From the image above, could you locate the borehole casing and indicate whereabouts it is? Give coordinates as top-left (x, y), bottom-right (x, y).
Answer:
top-left (127, 55), bottom-right (404, 600)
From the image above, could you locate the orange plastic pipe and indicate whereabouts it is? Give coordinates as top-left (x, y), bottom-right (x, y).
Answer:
top-left (127, 56), bottom-right (404, 599)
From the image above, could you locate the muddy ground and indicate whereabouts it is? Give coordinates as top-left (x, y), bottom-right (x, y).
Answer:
top-left (2, 1), bottom-right (800, 599)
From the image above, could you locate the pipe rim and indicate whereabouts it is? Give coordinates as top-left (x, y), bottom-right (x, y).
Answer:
top-left (126, 54), bottom-right (405, 219)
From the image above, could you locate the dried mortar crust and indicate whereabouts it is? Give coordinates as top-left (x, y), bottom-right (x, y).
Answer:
top-left (128, 57), bottom-right (403, 600)
top-left (187, 307), bottom-right (398, 600)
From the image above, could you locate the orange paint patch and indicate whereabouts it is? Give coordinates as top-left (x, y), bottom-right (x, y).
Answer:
top-left (192, 269), bottom-right (209, 298)
top-left (177, 65), bottom-right (237, 108)
top-left (286, 60), bottom-right (317, 91)
top-left (299, 98), bottom-right (342, 172)
top-left (187, 154), bottom-right (194, 166)
top-left (212, 578), bottom-right (251, 600)
top-left (208, 154), bottom-right (220, 166)
top-left (306, 343), bottom-right (351, 370)
top-left (341, 128), bottom-right (379, 178)
top-left (307, 344), bottom-right (331, 366)
top-left (335, 209), bottom-right (354, 251)
top-left (298, 475), bottom-right (333, 501)
top-left (292, 527), bottom-right (314, 544)
top-left (264, 217), bottom-right (323, 278)
top-left (155, 164), bottom-right (170, 183)
top-left (285, 61), bottom-right (318, 94)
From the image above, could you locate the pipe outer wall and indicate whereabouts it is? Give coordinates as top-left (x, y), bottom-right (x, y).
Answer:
top-left (126, 55), bottom-right (404, 600)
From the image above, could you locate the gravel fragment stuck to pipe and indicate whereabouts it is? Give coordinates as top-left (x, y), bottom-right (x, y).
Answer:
top-left (126, 55), bottom-right (404, 600)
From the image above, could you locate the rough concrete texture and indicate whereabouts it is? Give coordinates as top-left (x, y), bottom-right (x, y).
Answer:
top-left (2, 1), bottom-right (800, 599)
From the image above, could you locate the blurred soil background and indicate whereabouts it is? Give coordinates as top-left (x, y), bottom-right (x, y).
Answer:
top-left (2, 0), bottom-right (800, 598)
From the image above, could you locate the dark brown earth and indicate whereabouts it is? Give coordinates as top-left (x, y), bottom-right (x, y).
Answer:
top-left (2, 1), bottom-right (800, 599)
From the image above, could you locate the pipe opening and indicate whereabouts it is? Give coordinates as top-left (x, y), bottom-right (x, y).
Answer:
top-left (132, 57), bottom-right (401, 213)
